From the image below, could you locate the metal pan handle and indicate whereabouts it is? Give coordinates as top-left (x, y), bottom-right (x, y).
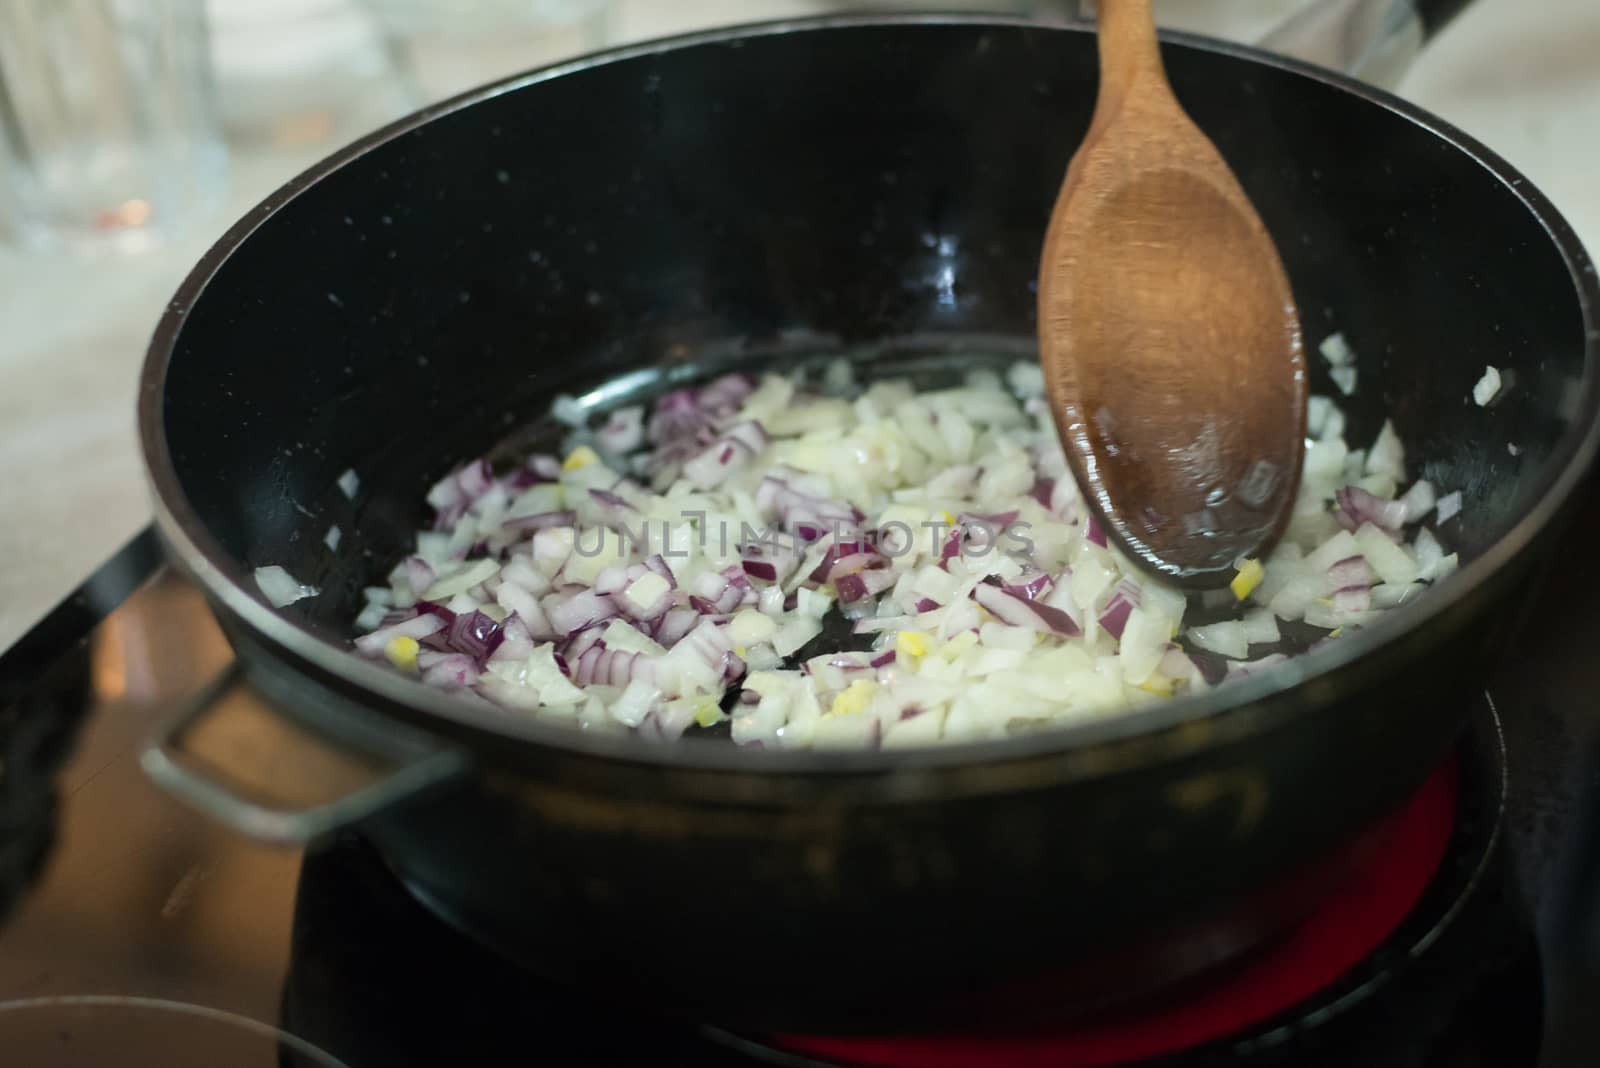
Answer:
top-left (141, 662), bottom-right (469, 846)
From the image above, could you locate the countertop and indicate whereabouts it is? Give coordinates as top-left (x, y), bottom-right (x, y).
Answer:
top-left (1, 0), bottom-right (1597, 651)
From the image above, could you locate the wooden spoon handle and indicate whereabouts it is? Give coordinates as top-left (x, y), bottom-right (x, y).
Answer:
top-left (1094, 0), bottom-right (1168, 106)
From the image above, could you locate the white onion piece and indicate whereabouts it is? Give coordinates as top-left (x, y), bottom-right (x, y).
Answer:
top-left (255, 566), bottom-right (318, 607)
top-left (1319, 332), bottom-right (1355, 367)
top-left (1473, 366), bottom-right (1502, 406)
top-left (422, 558), bottom-right (500, 602)
top-left (1188, 621), bottom-right (1250, 659)
top-left (354, 612), bottom-right (444, 655)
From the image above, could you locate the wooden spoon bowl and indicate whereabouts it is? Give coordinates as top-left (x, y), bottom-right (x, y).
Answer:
top-left (1038, 1), bottom-right (1307, 588)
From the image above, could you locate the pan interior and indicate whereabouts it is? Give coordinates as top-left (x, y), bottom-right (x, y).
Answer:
top-left (149, 20), bottom-right (1595, 752)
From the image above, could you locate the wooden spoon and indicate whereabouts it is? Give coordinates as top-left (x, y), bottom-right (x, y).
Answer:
top-left (1038, 0), bottom-right (1307, 589)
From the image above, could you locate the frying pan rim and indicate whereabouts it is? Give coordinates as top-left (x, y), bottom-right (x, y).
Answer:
top-left (138, 13), bottom-right (1600, 777)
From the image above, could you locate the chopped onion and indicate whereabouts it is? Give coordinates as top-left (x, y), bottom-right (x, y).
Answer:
top-left (255, 566), bottom-right (318, 608)
top-left (1473, 366), bottom-right (1502, 407)
top-left (1319, 332), bottom-right (1355, 367)
top-left (354, 356), bottom-right (1464, 749)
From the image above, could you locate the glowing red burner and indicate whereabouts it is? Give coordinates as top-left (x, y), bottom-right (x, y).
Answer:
top-left (772, 756), bottom-right (1459, 1068)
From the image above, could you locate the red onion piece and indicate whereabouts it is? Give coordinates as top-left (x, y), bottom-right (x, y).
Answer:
top-left (696, 372), bottom-right (757, 411)
top-left (642, 554), bottom-right (676, 587)
top-left (1097, 580), bottom-right (1141, 639)
top-left (825, 552), bottom-right (882, 583)
top-left (654, 607), bottom-right (700, 646)
top-left (835, 569), bottom-right (896, 603)
top-left (1334, 486), bottom-right (1408, 534)
top-left (562, 624), bottom-right (606, 661)
top-left (1327, 555), bottom-right (1374, 589)
top-left (596, 406), bottom-right (645, 455)
top-left (972, 582), bottom-right (1081, 636)
top-left (492, 615), bottom-right (535, 662)
top-left (404, 556), bottom-right (435, 597)
top-left (741, 539), bottom-right (799, 586)
top-left (589, 488), bottom-right (636, 513)
top-left (441, 609), bottom-right (505, 663)
top-left (591, 564), bottom-right (636, 596)
top-left (572, 647), bottom-right (656, 687)
top-left (807, 538), bottom-right (878, 583)
top-left (1001, 571), bottom-right (1052, 601)
top-left (1086, 515), bottom-right (1108, 548)
top-left (546, 588), bottom-right (618, 636)
top-left (421, 654), bottom-right (479, 689)
top-left (757, 469), bottom-right (861, 542)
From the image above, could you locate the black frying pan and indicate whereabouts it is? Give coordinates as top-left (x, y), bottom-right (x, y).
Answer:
top-left (136, 10), bottom-right (1599, 1032)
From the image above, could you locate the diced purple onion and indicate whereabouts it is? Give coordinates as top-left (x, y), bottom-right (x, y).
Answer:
top-left (562, 624), bottom-right (606, 661)
top-left (642, 554), bottom-right (676, 587)
top-left (421, 654), bottom-right (479, 689)
top-left (405, 556), bottom-right (435, 597)
top-left (492, 615), bottom-right (535, 662)
top-left (1097, 580), bottom-right (1141, 639)
top-left (592, 565), bottom-right (630, 596)
top-left (689, 568), bottom-right (749, 616)
top-left (654, 607), bottom-right (700, 646)
top-left (1334, 485), bottom-right (1408, 534)
top-left (938, 528), bottom-right (961, 569)
top-left (1327, 555), bottom-right (1374, 590)
top-left (696, 372), bottom-right (756, 412)
top-left (683, 419), bottom-right (771, 489)
top-left (447, 609), bottom-right (505, 663)
top-left (547, 588), bottom-right (618, 636)
top-left (972, 582), bottom-right (1081, 636)
top-left (572, 646), bottom-right (655, 687)
top-left (589, 488), bottom-right (636, 513)
top-left (807, 538), bottom-right (878, 583)
top-left (741, 539), bottom-right (800, 585)
top-left (1086, 515), bottom-right (1108, 548)
top-left (757, 469), bottom-right (861, 542)
top-left (1001, 571), bottom-right (1052, 602)
top-left (595, 406), bottom-right (645, 455)
top-left (835, 569), bottom-right (897, 603)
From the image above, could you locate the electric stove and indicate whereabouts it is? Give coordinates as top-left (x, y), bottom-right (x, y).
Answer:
top-left (1, 477), bottom-right (1596, 1067)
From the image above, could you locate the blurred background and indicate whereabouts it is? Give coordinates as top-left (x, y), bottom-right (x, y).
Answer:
top-left (0, 0), bottom-right (1596, 651)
